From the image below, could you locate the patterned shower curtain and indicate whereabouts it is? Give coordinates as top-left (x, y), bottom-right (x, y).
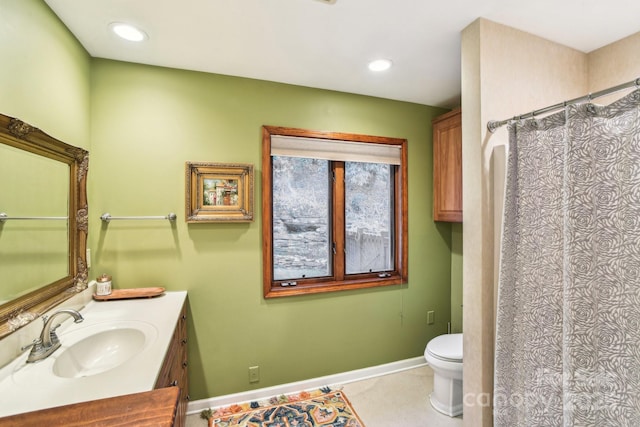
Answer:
top-left (495, 89), bottom-right (640, 426)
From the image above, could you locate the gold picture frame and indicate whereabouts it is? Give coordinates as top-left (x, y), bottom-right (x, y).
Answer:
top-left (185, 162), bottom-right (254, 222)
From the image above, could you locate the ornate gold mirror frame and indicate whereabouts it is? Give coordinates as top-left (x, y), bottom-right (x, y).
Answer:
top-left (0, 113), bottom-right (88, 338)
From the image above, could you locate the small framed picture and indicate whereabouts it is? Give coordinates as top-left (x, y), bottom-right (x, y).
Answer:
top-left (185, 162), bottom-right (254, 222)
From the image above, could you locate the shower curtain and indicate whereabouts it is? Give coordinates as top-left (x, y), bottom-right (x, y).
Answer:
top-left (495, 89), bottom-right (640, 426)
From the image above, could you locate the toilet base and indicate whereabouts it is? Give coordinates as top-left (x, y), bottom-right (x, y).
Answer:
top-left (429, 375), bottom-right (462, 417)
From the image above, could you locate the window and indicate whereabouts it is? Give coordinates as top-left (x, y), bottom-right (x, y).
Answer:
top-left (262, 126), bottom-right (408, 297)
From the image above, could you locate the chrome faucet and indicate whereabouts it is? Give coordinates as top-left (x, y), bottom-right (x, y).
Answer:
top-left (23, 309), bottom-right (84, 363)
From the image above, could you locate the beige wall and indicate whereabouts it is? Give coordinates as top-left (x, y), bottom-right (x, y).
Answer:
top-left (589, 31), bottom-right (640, 103)
top-left (461, 18), bottom-right (588, 427)
top-left (462, 18), bottom-right (640, 427)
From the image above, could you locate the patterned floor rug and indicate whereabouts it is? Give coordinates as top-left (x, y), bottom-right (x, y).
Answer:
top-left (202, 387), bottom-right (365, 427)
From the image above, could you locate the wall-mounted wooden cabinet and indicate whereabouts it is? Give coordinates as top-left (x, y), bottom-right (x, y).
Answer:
top-left (433, 108), bottom-right (462, 222)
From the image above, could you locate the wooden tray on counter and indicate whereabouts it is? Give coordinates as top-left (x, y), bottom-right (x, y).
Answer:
top-left (93, 287), bottom-right (165, 301)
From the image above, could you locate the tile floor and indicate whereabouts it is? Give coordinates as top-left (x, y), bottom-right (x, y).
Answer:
top-left (186, 365), bottom-right (463, 427)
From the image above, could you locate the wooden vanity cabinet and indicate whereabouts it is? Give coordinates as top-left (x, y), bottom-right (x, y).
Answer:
top-left (0, 294), bottom-right (188, 426)
top-left (0, 387), bottom-right (180, 426)
top-left (432, 108), bottom-right (462, 222)
top-left (155, 301), bottom-right (188, 427)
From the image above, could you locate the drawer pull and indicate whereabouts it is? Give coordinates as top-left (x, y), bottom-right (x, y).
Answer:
top-left (181, 338), bottom-right (187, 345)
top-left (182, 314), bottom-right (187, 320)
top-left (186, 394), bottom-right (190, 401)
top-left (182, 361), bottom-right (188, 368)
top-left (171, 380), bottom-right (178, 387)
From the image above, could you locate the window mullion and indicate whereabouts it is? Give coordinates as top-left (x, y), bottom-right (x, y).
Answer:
top-left (332, 162), bottom-right (345, 280)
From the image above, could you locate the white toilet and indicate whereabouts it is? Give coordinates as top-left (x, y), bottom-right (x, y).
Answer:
top-left (424, 333), bottom-right (463, 417)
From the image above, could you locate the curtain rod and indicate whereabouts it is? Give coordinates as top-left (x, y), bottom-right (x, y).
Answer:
top-left (487, 77), bottom-right (640, 133)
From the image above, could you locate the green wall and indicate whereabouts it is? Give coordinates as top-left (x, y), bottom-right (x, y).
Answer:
top-left (89, 59), bottom-right (452, 398)
top-left (0, 0), bottom-right (90, 302)
top-left (0, 0), bottom-right (90, 148)
top-left (2, 0), bottom-right (461, 402)
top-left (451, 223), bottom-right (463, 333)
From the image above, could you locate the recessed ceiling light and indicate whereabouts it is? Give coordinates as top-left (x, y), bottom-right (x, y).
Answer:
top-left (109, 22), bottom-right (147, 42)
top-left (368, 59), bottom-right (393, 72)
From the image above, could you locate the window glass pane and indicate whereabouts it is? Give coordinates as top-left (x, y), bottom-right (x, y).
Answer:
top-left (345, 162), bottom-right (393, 274)
top-left (272, 156), bottom-right (331, 280)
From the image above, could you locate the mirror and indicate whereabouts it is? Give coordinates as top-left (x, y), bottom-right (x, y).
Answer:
top-left (0, 113), bottom-right (88, 338)
top-left (1, 144), bottom-right (69, 299)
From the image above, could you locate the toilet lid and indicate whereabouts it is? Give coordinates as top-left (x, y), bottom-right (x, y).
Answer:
top-left (426, 333), bottom-right (463, 362)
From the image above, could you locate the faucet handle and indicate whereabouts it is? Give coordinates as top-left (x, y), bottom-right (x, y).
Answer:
top-left (20, 338), bottom-right (40, 351)
top-left (24, 338), bottom-right (48, 363)
top-left (20, 316), bottom-right (50, 353)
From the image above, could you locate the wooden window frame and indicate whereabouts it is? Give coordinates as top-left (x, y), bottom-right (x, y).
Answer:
top-left (262, 125), bottom-right (408, 298)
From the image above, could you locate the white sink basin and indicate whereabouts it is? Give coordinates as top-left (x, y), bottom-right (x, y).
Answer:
top-left (0, 291), bottom-right (186, 418)
top-left (52, 327), bottom-right (147, 378)
top-left (10, 320), bottom-right (158, 385)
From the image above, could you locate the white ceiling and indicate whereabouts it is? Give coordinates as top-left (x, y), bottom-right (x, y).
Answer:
top-left (44, 0), bottom-right (640, 108)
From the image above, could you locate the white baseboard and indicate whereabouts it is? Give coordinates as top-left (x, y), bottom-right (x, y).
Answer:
top-left (187, 356), bottom-right (428, 416)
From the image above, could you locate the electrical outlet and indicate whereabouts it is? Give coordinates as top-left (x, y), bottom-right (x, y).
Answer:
top-left (427, 311), bottom-right (435, 325)
top-left (249, 366), bottom-right (260, 383)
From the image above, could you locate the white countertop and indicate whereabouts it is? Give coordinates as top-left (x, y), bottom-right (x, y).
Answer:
top-left (0, 291), bottom-right (187, 417)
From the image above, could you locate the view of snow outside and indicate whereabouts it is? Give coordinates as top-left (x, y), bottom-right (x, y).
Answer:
top-left (344, 162), bottom-right (392, 274)
top-left (272, 156), bottom-right (392, 281)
